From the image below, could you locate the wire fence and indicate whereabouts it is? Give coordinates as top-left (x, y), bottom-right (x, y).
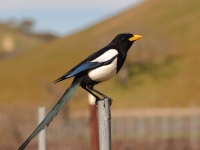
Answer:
top-left (1, 107), bottom-right (200, 150)
top-left (46, 108), bottom-right (200, 150)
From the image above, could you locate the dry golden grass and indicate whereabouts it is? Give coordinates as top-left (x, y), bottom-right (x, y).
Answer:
top-left (0, 0), bottom-right (200, 109)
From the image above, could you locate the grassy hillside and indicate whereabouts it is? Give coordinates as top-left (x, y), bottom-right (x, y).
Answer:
top-left (0, 0), bottom-right (200, 109)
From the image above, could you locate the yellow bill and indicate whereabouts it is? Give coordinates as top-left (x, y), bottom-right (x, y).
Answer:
top-left (129, 34), bottom-right (142, 41)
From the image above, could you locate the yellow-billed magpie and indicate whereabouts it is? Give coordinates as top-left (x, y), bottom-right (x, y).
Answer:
top-left (18, 33), bottom-right (142, 150)
top-left (53, 33), bottom-right (142, 99)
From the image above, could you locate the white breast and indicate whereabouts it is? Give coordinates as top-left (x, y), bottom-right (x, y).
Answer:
top-left (88, 58), bottom-right (117, 82)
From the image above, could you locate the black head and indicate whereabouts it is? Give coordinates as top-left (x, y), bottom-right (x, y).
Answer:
top-left (111, 33), bottom-right (142, 52)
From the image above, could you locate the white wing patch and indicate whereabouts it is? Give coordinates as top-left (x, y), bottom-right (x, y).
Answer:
top-left (91, 49), bottom-right (118, 63)
top-left (88, 58), bottom-right (117, 82)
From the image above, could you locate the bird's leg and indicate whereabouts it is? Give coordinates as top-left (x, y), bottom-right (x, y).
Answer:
top-left (86, 88), bottom-right (103, 107)
top-left (81, 84), bottom-right (102, 107)
top-left (88, 86), bottom-right (113, 106)
top-left (82, 86), bottom-right (104, 107)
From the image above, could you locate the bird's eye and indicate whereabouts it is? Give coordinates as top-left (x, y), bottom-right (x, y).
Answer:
top-left (121, 36), bottom-right (126, 41)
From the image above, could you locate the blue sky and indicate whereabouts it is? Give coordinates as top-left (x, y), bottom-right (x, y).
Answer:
top-left (0, 0), bottom-right (142, 36)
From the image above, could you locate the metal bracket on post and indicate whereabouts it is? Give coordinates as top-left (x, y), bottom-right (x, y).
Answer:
top-left (97, 97), bottom-right (112, 150)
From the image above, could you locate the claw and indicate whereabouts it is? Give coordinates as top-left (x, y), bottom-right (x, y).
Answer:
top-left (109, 98), bottom-right (113, 106)
top-left (95, 99), bottom-right (98, 108)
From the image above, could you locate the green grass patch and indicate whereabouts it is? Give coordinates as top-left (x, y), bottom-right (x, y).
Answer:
top-left (128, 56), bottom-right (181, 85)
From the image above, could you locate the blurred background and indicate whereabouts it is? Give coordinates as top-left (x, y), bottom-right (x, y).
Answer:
top-left (0, 0), bottom-right (200, 149)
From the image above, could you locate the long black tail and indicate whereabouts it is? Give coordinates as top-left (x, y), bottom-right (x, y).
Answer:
top-left (18, 78), bottom-right (81, 150)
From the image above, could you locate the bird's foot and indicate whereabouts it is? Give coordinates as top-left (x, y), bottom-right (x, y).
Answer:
top-left (95, 96), bottom-right (112, 107)
top-left (108, 98), bottom-right (113, 106)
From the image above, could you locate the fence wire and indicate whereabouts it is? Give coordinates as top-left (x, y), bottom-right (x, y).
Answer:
top-left (46, 108), bottom-right (200, 150)
top-left (1, 108), bottom-right (200, 150)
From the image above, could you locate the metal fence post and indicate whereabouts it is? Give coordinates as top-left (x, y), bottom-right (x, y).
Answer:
top-left (97, 97), bottom-right (111, 150)
top-left (38, 107), bottom-right (46, 150)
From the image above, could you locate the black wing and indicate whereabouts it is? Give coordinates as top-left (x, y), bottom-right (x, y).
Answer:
top-left (53, 54), bottom-right (118, 83)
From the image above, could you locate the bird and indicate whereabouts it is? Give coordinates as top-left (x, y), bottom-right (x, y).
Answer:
top-left (18, 32), bottom-right (142, 150)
